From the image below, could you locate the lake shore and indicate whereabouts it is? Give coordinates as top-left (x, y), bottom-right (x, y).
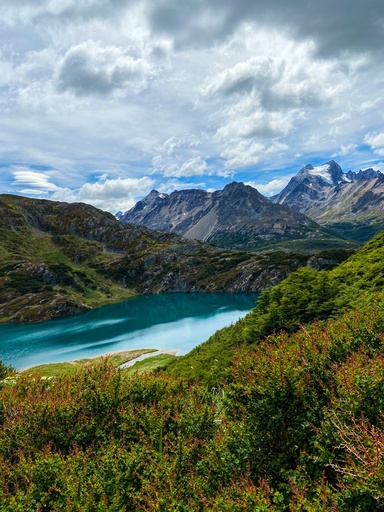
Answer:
top-left (20, 348), bottom-right (179, 378)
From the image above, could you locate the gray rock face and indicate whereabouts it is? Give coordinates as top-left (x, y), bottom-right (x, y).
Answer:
top-left (273, 161), bottom-right (384, 225)
top-left (272, 161), bottom-right (384, 241)
top-left (345, 168), bottom-right (382, 181)
top-left (120, 182), bottom-right (340, 251)
top-left (273, 160), bottom-right (346, 210)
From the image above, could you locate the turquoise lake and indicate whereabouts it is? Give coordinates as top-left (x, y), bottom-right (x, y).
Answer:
top-left (0, 293), bottom-right (258, 370)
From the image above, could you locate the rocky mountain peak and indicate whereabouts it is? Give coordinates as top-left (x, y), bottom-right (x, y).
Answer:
top-left (119, 181), bottom-right (348, 251)
top-left (273, 160), bottom-right (384, 242)
top-left (345, 168), bottom-right (382, 181)
top-left (298, 160), bottom-right (344, 186)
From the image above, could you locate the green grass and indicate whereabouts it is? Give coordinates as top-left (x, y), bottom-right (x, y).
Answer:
top-left (22, 349), bottom-right (157, 378)
top-left (126, 353), bottom-right (177, 375)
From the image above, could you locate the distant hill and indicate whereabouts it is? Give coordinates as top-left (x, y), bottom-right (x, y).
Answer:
top-left (273, 160), bottom-right (384, 242)
top-left (119, 181), bottom-right (354, 252)
top-left (0, 194), bottom-right (345, 322)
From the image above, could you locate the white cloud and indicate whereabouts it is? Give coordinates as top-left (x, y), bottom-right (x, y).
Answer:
top-left (218, 109), bottom-right (294, 140)
top-left (12, 168), bottom-right (60, 193)
top-left (221, 140), bottom-right (264, 169)
top-left (200, 56), bottom-right (273, 99)
top-left (74, 176), bottom-right (155, 211)
top-left (1, 0), bottom-right (384, 209)
top-left (332, 144), bottom-right (358, 157)
top-left (55, 41), bottom-right (154, 96)
top-left (265, 142), bottom-right (289, 154)
top-left (364, 132), bottom-right (384, 150)
top-left (162, 136), bottom-right (201, 156)
top-left (245, 177), bottom-right (291, 196)
top-left (9, 167), bottom-right (154, 212)
top-left (163, 157), bottom-right (208, 177)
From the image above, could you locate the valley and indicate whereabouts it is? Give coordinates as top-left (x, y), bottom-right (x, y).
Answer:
top-left (1, 167), bottom-right (384, 509)
top-left (0, 193), bottom-right (350, 323)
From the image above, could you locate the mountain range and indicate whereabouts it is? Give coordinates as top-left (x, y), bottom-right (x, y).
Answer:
top-left (1, 194), bottom-right (343, 322)
top-left (273, 160), bottom-right (384, 241)
top-left (120, 160), bottom-right (384, 249)
top-left (119, 181), bottom-right (354, 252)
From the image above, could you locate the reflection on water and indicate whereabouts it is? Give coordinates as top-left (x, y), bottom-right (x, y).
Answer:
top-left (0, 293), bottom-right (258, 370)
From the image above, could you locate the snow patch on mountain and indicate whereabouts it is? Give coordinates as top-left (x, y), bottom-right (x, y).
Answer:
top-left (307, 164), bottom-right (336, 184)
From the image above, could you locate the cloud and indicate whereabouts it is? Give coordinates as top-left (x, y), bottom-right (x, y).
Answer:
top-left (201, 56), bottom-right (273, 99)
top-left (1, 0), bottom-right (384, 211)
top-left (55, 41), bottom-right (154, 96)
top-left (3, 0), bottom-right (135, 25)
top-left (52, 176), bottom-right (155, 212)
top-left (9, 167), bottom-right (155, 212)
top-left (201, 33), bottom-right (349, 168)
top-left (364, 132), bottom-right (384, 157)
top-left (218, 107), bottom-right (294, 140)
top-left (221, 140), bottom-right (264, 169)
top-left (147, 0), bottom-right (384, 58)
top-left (201, 46), bottom-right (338, 110)
top-left (364, 132), bottom-right (384, 150)
top-left (79, 176), bottom-right (154, 211)
top-left (245, 177), bottom-right (291, 196)
top-left (163, 157), bottom-right (208, 177)
top-left (162, 136), bottom-right (201, 156)
top-left (12, 168), bottom-right (60, 194)
top-left (332, 144), bottom-right (358, 157)
top-left (157, 178), bottom-right (208, 194)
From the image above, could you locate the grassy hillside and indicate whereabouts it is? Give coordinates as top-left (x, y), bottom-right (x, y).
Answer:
top-left (1, 303), bottom-right (384, 509)
top-left (0, 229), bottom-right (384, 509)
top-left (0, 194), bottom-right (352, 323)
top-left (166, 230), bottom-right (384, 386)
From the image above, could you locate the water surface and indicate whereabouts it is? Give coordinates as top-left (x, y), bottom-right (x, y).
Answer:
top-left (0, 293), bottom-right (258, 370)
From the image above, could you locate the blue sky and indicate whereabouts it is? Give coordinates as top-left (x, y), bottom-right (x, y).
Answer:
top-left (1, 0), bottom-right (384, 212)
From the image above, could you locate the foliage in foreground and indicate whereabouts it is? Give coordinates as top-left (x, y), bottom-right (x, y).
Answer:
top-left (2, 230), bottom-right (384, 509)
top-left (1, 304), bottom-right (384, 510)
top-left (167, 230), bottom-right (384, 386)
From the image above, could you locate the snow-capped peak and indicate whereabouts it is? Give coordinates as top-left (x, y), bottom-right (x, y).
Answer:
top-left (307, 164), bottom-right (334, 184)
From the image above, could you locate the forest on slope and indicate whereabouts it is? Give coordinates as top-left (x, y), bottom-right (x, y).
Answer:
top-left (1, 231), bottom-right (384, 509)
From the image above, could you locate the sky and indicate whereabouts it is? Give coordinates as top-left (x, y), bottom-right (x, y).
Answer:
top-left (1, 0), bottom-right (384, 213)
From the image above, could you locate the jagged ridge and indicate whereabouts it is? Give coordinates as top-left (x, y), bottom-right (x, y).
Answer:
top-left (120, 181), bottom-right (352, 251)
top-left (0, 194), bottom-right (348, 322)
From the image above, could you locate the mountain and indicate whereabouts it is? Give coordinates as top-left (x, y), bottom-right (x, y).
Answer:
top-left (120, 182), bottom-right (353, 252)
top-left (0, 194), bottom-right (346, 322)
top-left (273, 160), bottom-right (384, 241)
top-left (273, 160), bottom-right (346, 209)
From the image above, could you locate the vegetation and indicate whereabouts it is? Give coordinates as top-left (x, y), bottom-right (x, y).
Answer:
top-left (1, 219), bottom-right (384, 508)
top-left (167, 230), bottom-right (384, 386)
top-left (20, 350), bottom-right (157, 379)
top-left (125, 353), bottom-right (177, 376)
top-left (0, 194), bottom-right (354, 323)
top-left (327, 219), bottom-right (384, 243)
top-left (1, 304), bottom-right (384, 509)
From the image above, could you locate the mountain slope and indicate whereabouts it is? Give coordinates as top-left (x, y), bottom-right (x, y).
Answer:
top-left (120, 181), bottom-right (353, 251)
top-left (0, 194), bottom-right (346, 323)
top-left (274, 160), bottom-right (384, 241)
top-left (166, 228), bottom-right (384, 386)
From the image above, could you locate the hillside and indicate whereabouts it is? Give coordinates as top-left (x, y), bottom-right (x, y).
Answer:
top-left (166, 229), bottom-right (384, 386)
top-left (1, 232), bottom-right (384, 509)
top-left (0, 194), bottom-right (348, 323)
top-left (120, 181), bottom-right (354, 252)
